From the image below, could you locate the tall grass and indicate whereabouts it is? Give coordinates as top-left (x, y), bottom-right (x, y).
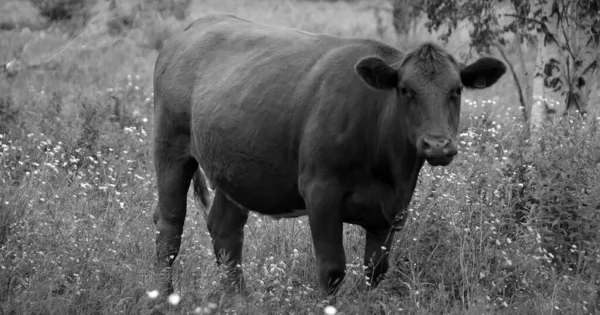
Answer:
top-left (1, 0), bottom-right (599, 314)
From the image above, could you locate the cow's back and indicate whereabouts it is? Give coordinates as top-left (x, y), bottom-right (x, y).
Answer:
top-left (154, 15), bottom-right (403, 214)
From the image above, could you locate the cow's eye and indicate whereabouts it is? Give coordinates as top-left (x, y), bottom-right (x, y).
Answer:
top-left (400, 87), bottom-right (411, 97)
top-left (450, 87), bottom-right (462, 99)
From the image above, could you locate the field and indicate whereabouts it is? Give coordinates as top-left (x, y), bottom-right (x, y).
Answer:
top-left (1, 0), bottom-right (600, 314)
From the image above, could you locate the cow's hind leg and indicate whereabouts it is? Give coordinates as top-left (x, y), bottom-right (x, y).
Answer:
top-left (207, 189), bottom-right (249, 292)
top-left (153, 147), bottom-right (197, 295)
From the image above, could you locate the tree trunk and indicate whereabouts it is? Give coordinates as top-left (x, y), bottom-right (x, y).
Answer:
top-left (515, 32), bottom-right (532, 119)
top-left (567, 37), bottom-right (598, 116)
top-left (530, 0), bottom-right (565, 136)
top-left (565, 11), bottom-right (599, 116)
top-left (591, 73), bottom-right (600, 113)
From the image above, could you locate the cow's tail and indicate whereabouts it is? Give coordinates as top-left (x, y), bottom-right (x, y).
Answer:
top-left (192, 168), bottom-right (213, 221)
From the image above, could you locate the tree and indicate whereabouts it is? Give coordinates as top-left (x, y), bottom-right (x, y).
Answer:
top-left (390, 0), bottom-right (600, 136)
top-left (528, 0), bottom-right (599, 135)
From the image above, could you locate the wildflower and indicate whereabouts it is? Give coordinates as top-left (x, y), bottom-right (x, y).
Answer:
top-left (146, 290), bottom-right (159, 299)
top-left (324, 305), bottom-right (337, 315)
top-left (168, 293), bottom-right (181, 305)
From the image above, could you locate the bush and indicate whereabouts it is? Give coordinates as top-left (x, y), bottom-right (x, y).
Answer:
top-left (28, 0), bottom-right (87, 21)
top-left (0, 1), bottom-right (48, 31)
top-left (527, 117), bottom-right (600, 274)
top-left (0, 96), bottom-right (20, 136)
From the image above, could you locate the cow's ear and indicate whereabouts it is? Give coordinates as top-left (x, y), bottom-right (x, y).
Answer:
top-left (460, 57), bottom-right (506, 89)
top-left (355, 57), bottom-right (398, 90)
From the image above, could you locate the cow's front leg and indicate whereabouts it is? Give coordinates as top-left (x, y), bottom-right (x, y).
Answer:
top-left (302, 177), bottom-right (346, 296)
top-left (363, 228), bottom-right (395, 288)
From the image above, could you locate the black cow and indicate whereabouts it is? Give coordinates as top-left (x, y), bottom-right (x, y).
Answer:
top-left (152, 14), bottom-right (506, 296)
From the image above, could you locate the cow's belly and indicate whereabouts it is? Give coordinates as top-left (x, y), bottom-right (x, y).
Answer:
top-left (209, 159), bottom-right (306, 214)
top-left (192, 122), bottom-right (305, 215)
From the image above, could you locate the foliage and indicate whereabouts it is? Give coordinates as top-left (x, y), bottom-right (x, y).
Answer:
top-left (530, 116), bottom-right (600, 273)
top-left (407, 0), bottom-right (533, 54)
top-left (0, 97), bottom-right (19, 135)
top-left (27, 0), bottom-right (97, 36)
top-left (398, 0), bottom-right (599, 59)
top-left (28, 0), bottom-right (92, 21)
top-left (0, 1), bottom-right (48, 31)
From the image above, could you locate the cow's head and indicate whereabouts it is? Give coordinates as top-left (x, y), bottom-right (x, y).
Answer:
top-left (354, 43), bottom-right (506, 166)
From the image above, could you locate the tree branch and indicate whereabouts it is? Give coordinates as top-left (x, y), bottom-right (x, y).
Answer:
top-left (494, 43), bottom-right (528, 123)
top-left (502, 13), bottom-right (544, 26)
top-left (559, 0), bottom-right (576, 61)
top-left (560, 27), bottom-right (576, 61)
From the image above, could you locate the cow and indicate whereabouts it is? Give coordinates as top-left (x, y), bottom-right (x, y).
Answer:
top-left (152, 14), bottom-right (506, 296)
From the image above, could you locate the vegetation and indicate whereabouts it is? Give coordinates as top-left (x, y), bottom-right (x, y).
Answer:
top-left (1, 0), bottom-right (599, 314)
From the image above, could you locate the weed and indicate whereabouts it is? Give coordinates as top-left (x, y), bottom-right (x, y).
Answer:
top-left (0, 96), bottom-right (19, 135)
top-left (28, 0), bottom-right (89, 21)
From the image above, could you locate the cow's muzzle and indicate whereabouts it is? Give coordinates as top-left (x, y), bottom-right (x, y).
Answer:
top-left (417, 134), bottom-right (458, 166)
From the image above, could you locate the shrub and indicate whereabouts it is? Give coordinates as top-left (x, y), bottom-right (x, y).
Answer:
top-left (0, 1), bottom-right (48, 31)
top-left (28, 0), bottom-right (97, 36)
top-left (0, 96), bottom-right (19, 135)
top-left (28, 0), bottom-right (86, 21)
top-left (527, 117), bottom-right (600, 275)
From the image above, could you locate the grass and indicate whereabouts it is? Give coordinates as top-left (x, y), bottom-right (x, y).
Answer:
top-left (1, 0), bottom-right (600, 314)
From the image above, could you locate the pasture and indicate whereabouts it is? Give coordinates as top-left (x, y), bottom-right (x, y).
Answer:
top-left (1, 0), bottom-right (599, 314)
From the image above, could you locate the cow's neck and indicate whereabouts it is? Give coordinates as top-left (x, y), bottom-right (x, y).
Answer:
top-left (372, 129), bottom-right (424, 225)
top-left (392, 140), bottom-right (424, 215)
top-left (369, 94), bottom-right (426, 225)
top-left (374, 98), bottom-right (422, 189)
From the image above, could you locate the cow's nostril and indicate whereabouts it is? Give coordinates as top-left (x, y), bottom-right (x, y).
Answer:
top-left (443, 140), bottom-right (458, 156)
top-left (418, 135), bottom-right (457, 158)
top-left (419, 136), bottom-right (457, 158)
top-left (422, 140), bottom-right (431, 151)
